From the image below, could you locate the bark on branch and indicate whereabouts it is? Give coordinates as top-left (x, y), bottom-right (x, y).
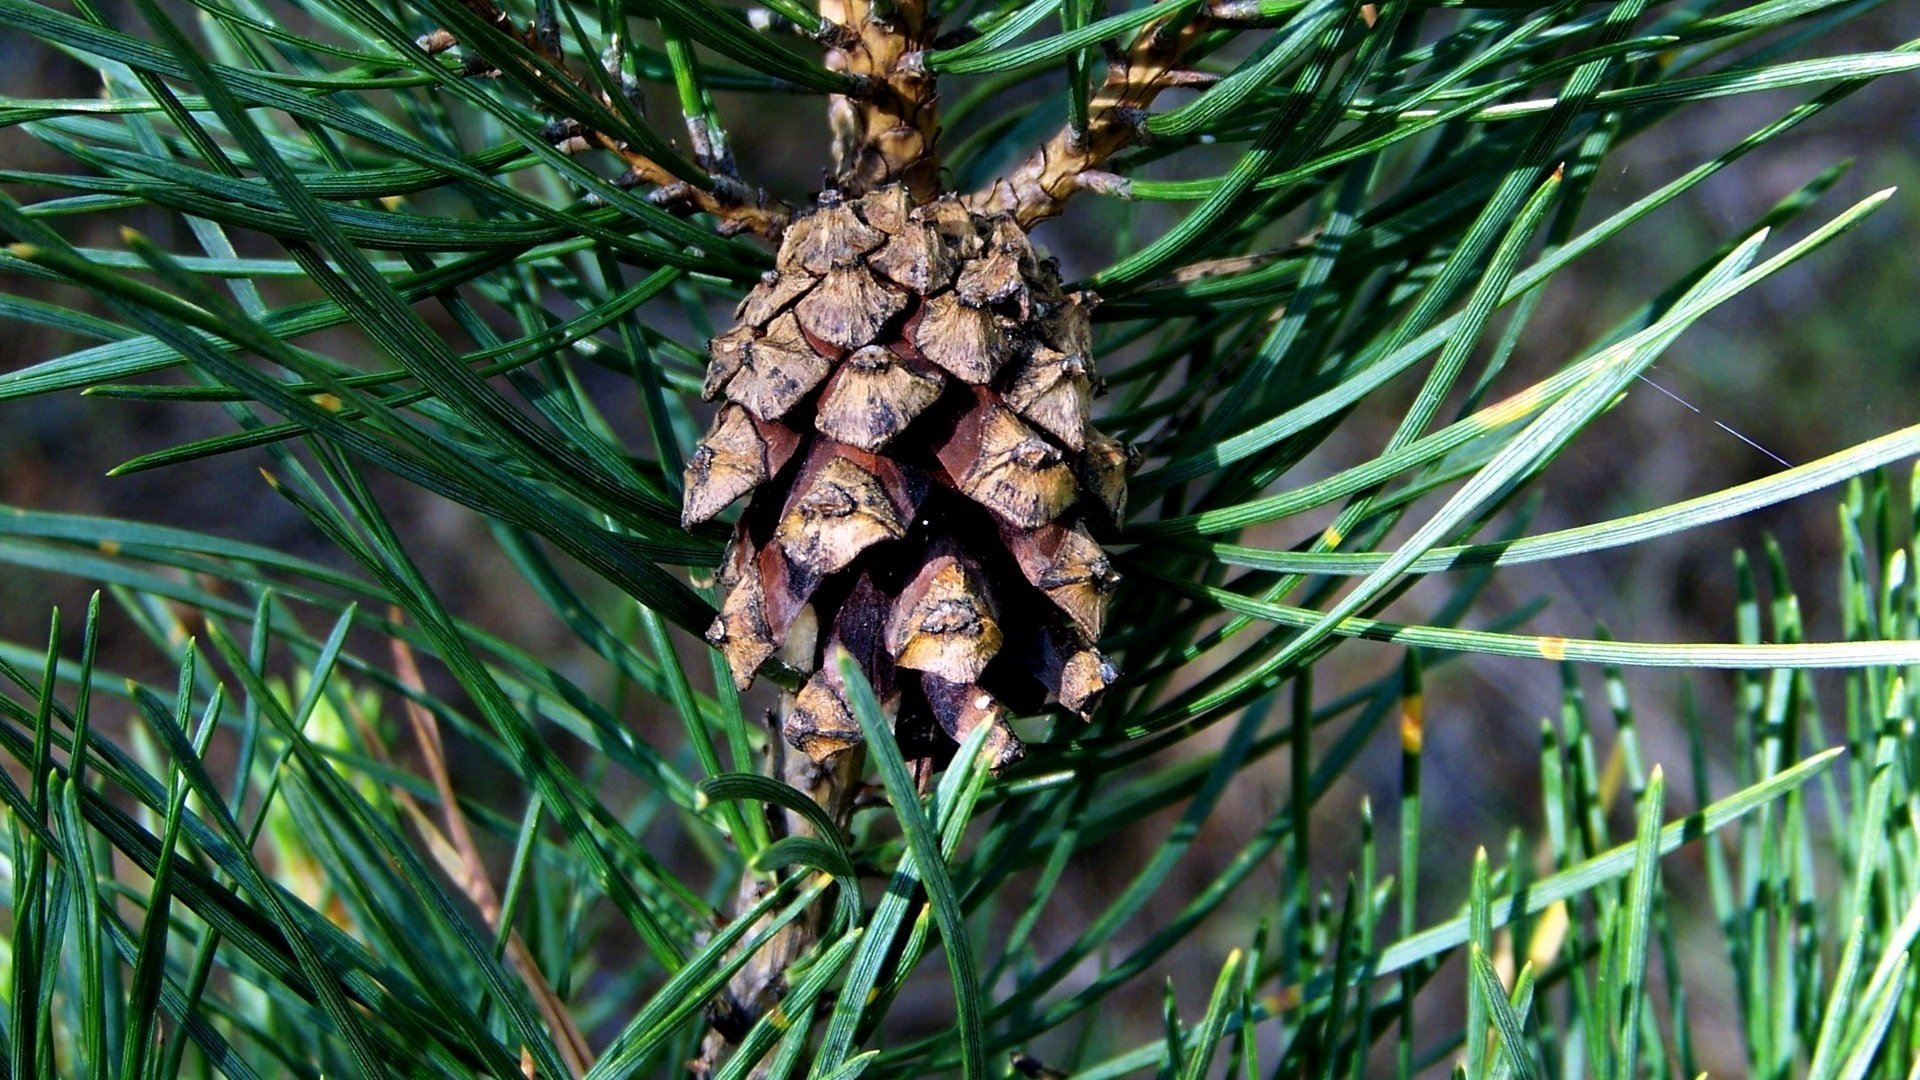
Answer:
top-left (965, 5), bottom-right (1218, 227)
top-left (820, 0), bottom-right (944, 202)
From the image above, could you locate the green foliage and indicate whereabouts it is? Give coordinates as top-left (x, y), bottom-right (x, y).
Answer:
top-left (0, 0), bottom-right (1918, 1074)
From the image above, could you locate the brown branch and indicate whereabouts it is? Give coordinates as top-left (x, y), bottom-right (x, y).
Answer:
top-left (966, 0), bottom-right (1386, 225)
top-left (965, 5), bottom-right (1219, 227)
top-left (425, 0), bottom-right (792, 238)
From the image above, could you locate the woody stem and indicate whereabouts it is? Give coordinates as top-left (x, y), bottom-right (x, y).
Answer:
top-left (434, 0), bottom-right (791, 237)
top-left (965, 10), bottom-right (1215, 226)
top-left (820, 0), bottom-right (942, 201)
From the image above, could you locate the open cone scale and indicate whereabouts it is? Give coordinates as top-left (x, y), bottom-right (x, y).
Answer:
top-left (683, 185), bottom-right (1124, 770)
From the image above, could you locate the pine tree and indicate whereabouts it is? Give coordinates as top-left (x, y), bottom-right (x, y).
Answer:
top-left (1, 0), bottom-right (1918, 1074)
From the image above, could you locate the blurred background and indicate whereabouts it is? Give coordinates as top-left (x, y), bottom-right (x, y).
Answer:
top-left (3, 2), bottom-right (1918, 1071)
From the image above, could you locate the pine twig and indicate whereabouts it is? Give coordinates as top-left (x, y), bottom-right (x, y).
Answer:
top-left (820, 0), bottom-right (944, 201)
top-left (964, 4), bottom-right (1220, 226)
top-left (424, 0), bottom-right (792, 238)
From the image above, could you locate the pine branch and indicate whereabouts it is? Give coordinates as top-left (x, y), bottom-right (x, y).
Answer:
top-left (964, 5), bottom-right (1219, 225)
top-left (430, 0), bottom-right (793, 237)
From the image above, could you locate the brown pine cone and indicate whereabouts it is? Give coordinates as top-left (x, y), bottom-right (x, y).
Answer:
top-left (682, 186), bottom-right (1125, 771)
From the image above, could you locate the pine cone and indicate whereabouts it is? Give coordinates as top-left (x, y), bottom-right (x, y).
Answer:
top-left (683, 186), bottom-right (1125, 771)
